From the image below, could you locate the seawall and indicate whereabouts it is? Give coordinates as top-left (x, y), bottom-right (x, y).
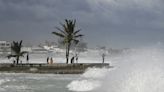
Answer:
top-left (0, 63), bottom-right (112, 74)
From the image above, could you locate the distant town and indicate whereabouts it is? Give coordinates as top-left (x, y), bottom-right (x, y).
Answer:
top-left (0, 40), bottom-right (129, 58)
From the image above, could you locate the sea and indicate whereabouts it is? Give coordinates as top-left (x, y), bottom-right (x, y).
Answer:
top-left (1, 46), bottom-right (164, 92)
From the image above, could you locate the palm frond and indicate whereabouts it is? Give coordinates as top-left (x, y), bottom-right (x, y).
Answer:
top-left (73, 39), bottom-right (79, 45)
top-left (61, 24), bottom-right (69, 33)
top-left (55, 27), bottom-right (66, 35)
top-left (11, 41), bottom-right (20, 54)
top-left (52, 32), bottom-right (65, 38)
top-left (74, 34), bottom-right (84, 38)
top-left (7, 54), bottom-right (17, 59)
top-left (72, 20), bottom-right (76, 31)
top-left (74, 29), bottom-right (81, 35)
top-left (19, 40), bottom-right (22, 48)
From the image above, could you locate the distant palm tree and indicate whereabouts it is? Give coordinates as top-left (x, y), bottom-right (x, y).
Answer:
top-left (7, 40), bottom-right (27, 64)
top-left (52, 19), bottom-right (83, 63)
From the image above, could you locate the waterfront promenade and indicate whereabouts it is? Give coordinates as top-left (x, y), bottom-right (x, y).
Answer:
top-left (0, 63), bottom-right (111, 74)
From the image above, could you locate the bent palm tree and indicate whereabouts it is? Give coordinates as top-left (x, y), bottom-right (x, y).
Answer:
top-left (52, 19), bottom-right (83, 63)
top-left (7, 40), bottom-right (27, 64)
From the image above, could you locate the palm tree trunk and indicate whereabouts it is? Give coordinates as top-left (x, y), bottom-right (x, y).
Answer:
top-left (65, 43), bottom-right (71, 64)
top-left (67, 43), bottom-right (71, 64)
top-left (66, 46), bottom-right (68, 64)
top-left (66, 44), bottom-right (69, 64)
top-left (66, 55), bottom-right (69, 64)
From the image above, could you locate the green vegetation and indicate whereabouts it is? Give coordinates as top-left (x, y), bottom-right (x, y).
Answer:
top-left (52, 19), bottom-right (83, 64)
top-left (7, 40), bottom-right (27, 64)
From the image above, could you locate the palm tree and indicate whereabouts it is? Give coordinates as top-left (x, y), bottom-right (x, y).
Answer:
top-left (52, 19), bottom-right (83, 63)
top-left (7, 40), bottom-right (27, 64)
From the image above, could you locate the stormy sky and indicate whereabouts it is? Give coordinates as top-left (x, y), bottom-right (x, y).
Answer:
top-left (0, 0), bottom-right (164, 48)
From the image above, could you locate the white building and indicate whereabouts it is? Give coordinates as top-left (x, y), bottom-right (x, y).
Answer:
top-left (21, 47), bottom-right (32, 53)
top-left (31, 46), bottom-right (48, 54)
top-left (0, 41), bottom-right (10, 48)
top-left (0, 41), bottom-right (11, 55)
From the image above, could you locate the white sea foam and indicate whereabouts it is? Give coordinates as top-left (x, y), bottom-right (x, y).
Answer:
top-left (0, 79), bottom-right (10, 85)
top-left (0, 79), bottom-right (11, 92)
top-left (67, 80), bottom-right (101, 91)
top-left (68, 46), bottom-right (164, 92)
top-left (67, 67), bottom-right (112, 91)
top-left (95, 47), bottom-right (164, 92)
top-left (4, 85), bottom-right (28, 90)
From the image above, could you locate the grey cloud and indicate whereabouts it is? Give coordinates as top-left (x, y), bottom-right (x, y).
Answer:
top-left (0, 0), bottom-right (164, 48)
top-left (85, 0), bottom-right (164, 29)
top-left (0, 0), bottom-right (91, 22)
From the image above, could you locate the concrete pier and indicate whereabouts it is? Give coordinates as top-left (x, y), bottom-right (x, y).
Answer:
top-left (0, 63), bottom-right (112, 74)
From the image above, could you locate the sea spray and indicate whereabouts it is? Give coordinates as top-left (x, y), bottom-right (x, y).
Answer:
top-left (67, 80), bottom-right (101, 91)
top-left (67, 46), bottom-right (164, 92)
top-left (82, 68), bottom-right (110, 79)
top-left (97, 47), bottom-right (164, 92)
top-left (67, 68), bottom-right (110, 91)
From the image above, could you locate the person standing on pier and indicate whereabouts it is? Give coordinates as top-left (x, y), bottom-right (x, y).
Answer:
top-left (50, 57), bottom-right (53, 64)
top-left (75, 54), bottom-right (78, 63)
top-left (26, 53), bottom-right (29, 64)
top-left (71, 57), bottom-right (74, 64)
top-left (47, 57), bottom-right (49, 64)
top-left (102, 53), bottom-right (105, 63)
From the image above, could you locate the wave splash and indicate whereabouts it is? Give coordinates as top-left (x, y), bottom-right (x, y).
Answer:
top-left (67, 68), bottom-right (110, 91)
top-left (67, 46), bottom-right (164, 92)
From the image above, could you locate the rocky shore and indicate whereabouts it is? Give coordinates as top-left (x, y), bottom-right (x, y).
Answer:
top-left (0, 63), bottom-right (112, 74)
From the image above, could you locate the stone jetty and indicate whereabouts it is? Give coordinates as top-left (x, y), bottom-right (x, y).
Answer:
top-left (0, 63), bottom-right (112, 74)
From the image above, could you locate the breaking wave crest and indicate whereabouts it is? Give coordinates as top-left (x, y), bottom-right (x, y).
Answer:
top-left (67, 67), bottom-right (110, 91)
top-left (67, 46), bottom-right (164, 92)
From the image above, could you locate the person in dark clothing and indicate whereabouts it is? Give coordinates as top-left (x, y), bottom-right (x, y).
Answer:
top-left (75, 54), bottom-right (78, 63)
top-left (13, 60), bottom-right (16, 64)
top-left (47, 57), bottom-right (49, 64)
top-left (50, 57), bottom-right (53, 64)
top-left (26, 53), bottom-right (29, 63)
top-left (102, 53), bottom-right (105, 63)
top-left (71, 57), bottom-right (74, 64)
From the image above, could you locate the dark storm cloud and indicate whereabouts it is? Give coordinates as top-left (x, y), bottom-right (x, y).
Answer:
top-left (0, 0), bottom-right (164, 48)
top-left (0, 0), bottom-right (91, 21)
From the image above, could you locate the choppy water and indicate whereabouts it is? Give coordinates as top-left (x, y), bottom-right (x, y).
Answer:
top-left (0, 49), bottom-right (111, 92)
top-left (1, 46), bottom-right (164, 92)
top-left (0, 73), bottom-right (79, 92)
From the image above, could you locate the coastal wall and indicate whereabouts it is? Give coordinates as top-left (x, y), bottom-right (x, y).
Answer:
top-left (0, 63), bottom-right (112, 74)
